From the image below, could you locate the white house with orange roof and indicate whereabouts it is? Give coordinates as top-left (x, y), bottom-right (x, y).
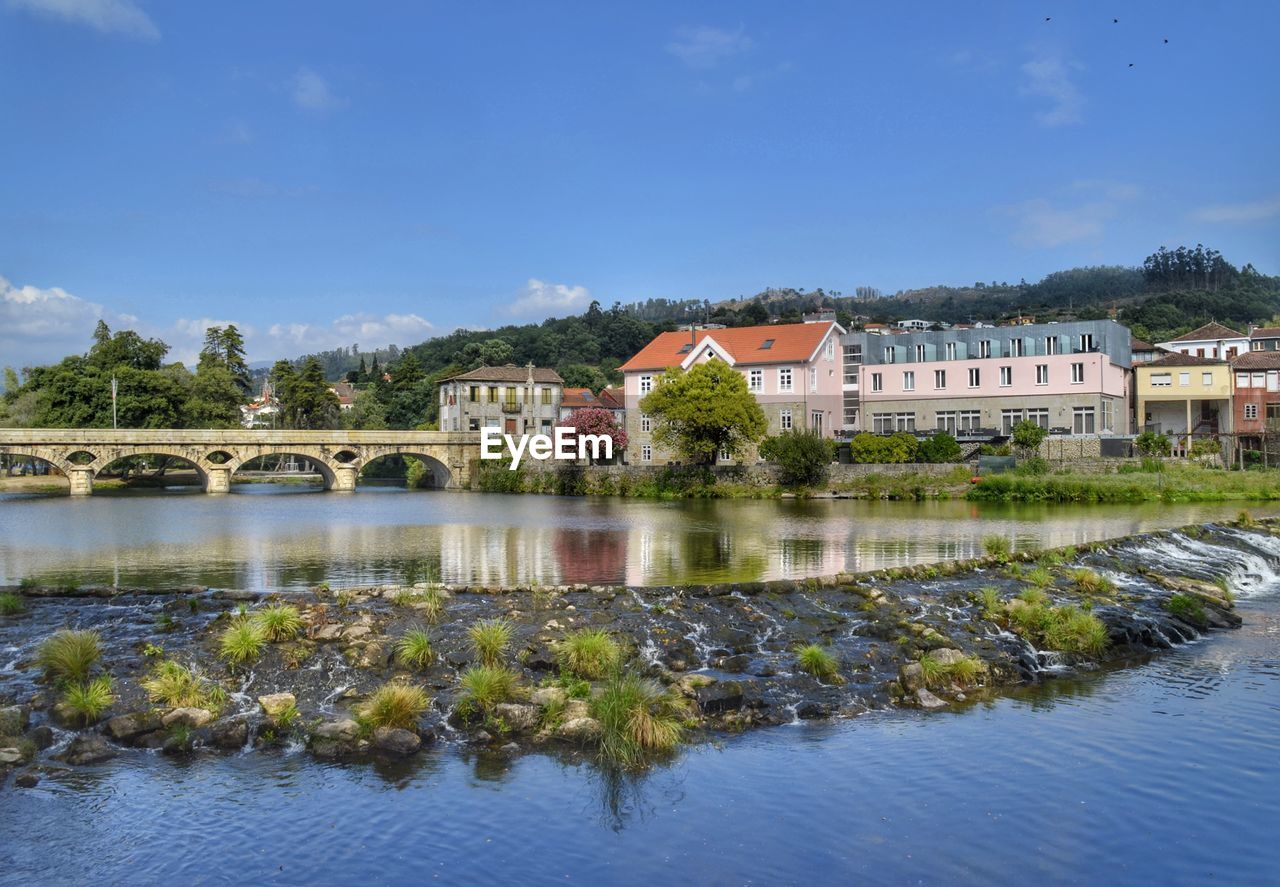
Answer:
top-left (618, 320), bottom-right (844, 464)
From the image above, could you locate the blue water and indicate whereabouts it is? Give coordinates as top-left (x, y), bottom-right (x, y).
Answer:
top-left (4, 595), bottom-right (1277, 885)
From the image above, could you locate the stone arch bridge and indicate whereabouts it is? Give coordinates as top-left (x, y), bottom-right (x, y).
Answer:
top-left (0, 429), bottom-right (481, 495)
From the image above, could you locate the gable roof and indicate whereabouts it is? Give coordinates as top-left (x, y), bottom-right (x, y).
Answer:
top-left (619, 322), bottom-right (838, 372)
top-left (444, 364), bottom-right (563, 384)
top-left (1130, 337), bottom-right (1156, 352)
top-left (598, 387), bottom-right (624, 409)
top-left (1249, 327), bottom-right (1280, 339)
top-left (561, 387), bottom-right (599, 409)
top-left (1230, 351), bottom-right (1280, 370)
top-left (1169, 322), bottom-right (1246, 342)
top-left (1143, 352), bottom-right (1228, 368)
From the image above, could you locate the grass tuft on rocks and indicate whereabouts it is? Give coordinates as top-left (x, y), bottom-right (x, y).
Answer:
top-left (38, 629), bottom-right (102, 683)
top-left (219, 619), bottom-right (267, 667)
top-left (141, 659), bottom-right (222, 711)
top-left (591, 669), bottom-right (690, 768)
top-left (62, 674), bottom-right (115, 725)
top-left (252, 604), bottom-right (304, 642)
top-left (982, 534), bottom-right (1012, 559)
top-left (459, 665), bottom-right (519, 713)
top-left (1166, 593), bottom-right (1208, 627)
top-left (1070, 568), bottom-right (1114, 596)
top-left (394, 628), bottom-right (435, 670)
top-left (795, 644), bottom-right (841, 683)
top-left (361, 681), bottom-right (430, 731)
top-left (0, 592), bottom-right (25, 616)
top-left (467, 618), bottom-right (513, 667)
top-left (557, 629), bottom-right (622, 679)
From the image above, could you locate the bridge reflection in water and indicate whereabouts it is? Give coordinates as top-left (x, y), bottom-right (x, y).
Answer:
top-left (0, 429), bottom-right (481, 495)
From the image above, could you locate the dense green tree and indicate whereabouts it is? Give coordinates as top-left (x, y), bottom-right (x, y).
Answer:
top-left (759, 430), bottom-right (834, 485)
top-left (639, 360), bottom-right (767, 465)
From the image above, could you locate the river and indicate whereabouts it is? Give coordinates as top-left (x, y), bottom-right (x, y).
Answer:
top-left (2, 488), bottom-right (1279, 883)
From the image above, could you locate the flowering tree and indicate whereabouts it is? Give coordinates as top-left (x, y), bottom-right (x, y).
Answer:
top-left (561, 407), bottom-right (627, 463)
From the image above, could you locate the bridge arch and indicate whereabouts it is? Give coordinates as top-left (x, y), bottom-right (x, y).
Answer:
top-left (95, 450), bottom-right (209, 488)
top-left (227, 451), bottom-right (338, 489)
top-left (357, 446), bottom-right (457, 489)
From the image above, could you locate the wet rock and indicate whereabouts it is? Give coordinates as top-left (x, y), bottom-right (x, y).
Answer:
top-left (341, 624), bottom-right (372, 641)
top-left (555, 716), bottom-right (601, 742)
top-left (709, 626), bottom-right (756, 654)
top-left (675, 674), bottom-right (716, 697)
top-left (0, 705), bottom-right (27, 737)
top-left (795, 701), bottom-right (833, 720)
top-left (929, 648), bottom-right (968, 667)
top-left (530, 687), bottom-right (566, 708)
top-left (210, 717), bottom-right (250, 749)
top-left (0, 746), bottom-right (27, 765)
top-left (56, 735), bottom-right (117, 766)
top-left (314, 719), bottom-right (361, 743)
top-left (472, 730), bottom-right (493, 744)
top-left (372, 727), bottom-right (421, 756)
top-left (50, 702), bottom-right (86, 729)
top-left (162, 731), bottom-right (195, 755)
top-left (562, 699), bottom-right (591, 721)
top-left (162, 707), bottom-right (215, 729)
top-left (14, 770), bottom-right (39, 788)
top-left (695, 680), bottom-right (744, 714)
top-left (494, 703), bottom-right (540, 733)
top-left (915, 688), bottom-right (948, 711)
top-left (718, 654), bottom-right (752, 673)
top-left (312, 623), bottom-right (343, 642)
top-left (25, 725), bottom-right (54, 750)
top-left (500, 742), bottom-right (520, 755)
top-left (257, 693), bottom-right (296, 720)
top-left (104, 711), bottom-right (163, 743)
top-left (522, 644), bottom-right (558, 671)
top-left (899, 662), bottom-right (924, 692)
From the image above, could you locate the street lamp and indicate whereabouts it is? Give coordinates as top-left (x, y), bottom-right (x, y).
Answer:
top-left (111, 375), bottom-right (118, 429)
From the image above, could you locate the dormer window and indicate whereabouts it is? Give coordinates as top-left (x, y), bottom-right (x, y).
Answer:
top-left (760, 338), bottom-right (775, 350)
top-left (678, 343), bottom-right (693, 354)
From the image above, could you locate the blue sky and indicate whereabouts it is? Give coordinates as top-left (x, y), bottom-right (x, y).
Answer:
top-left (2, 0), bottom-right (1278, 369)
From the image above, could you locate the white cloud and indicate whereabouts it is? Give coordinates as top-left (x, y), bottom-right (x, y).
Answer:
top-left (291, 67), bottom-right (347, 112)
top-left (1000, 199), bottom-right (1114, 248)
top-left (1190, 196), bottom-right (1280, 224)
top-left (6, 0), bottom-right (159, 40)
top-left (1020, 53), bottom-right (1084, 127)
top-left (506, 278), bottom-right (592, 318)
top-left (0, 275), bottom-right (107, 368)
top-left (666, 25), bottom-right (752, 69)
top-left (265, 312), bottom-right (434, 352)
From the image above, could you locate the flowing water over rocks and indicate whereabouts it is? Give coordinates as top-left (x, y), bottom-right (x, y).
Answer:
top-left (2, 519), bottom-right (1273, 783)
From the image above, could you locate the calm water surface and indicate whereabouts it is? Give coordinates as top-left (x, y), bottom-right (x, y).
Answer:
top-left (2, 485), bottom-right (1276, 589)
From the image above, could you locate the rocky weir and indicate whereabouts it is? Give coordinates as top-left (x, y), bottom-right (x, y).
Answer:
top-left (2, 518), bottom-right (1277, 784)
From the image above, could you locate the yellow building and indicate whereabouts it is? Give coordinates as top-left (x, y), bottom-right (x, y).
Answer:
top-left (1134, 353), bottom-right (1232, 452)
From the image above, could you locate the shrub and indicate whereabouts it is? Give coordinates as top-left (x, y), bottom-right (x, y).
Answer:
top-left (361, 681), bottom-right (430, 730)
top-left (38, 629), bottom-right (102, 683)
top-left (1134, 431), bottom-right (1172, 458)
top-left (795, 644), bottom-right (841, 682)
top-left (219, 619), bottom-right (267, 667)
top-left (982, 534), bottom-right (1012, 558)
top-left (62, 675), bottom-right (115, 725)
top-left (917, 432), bottom-right (961, 463)
top-left (1166, 593), bottom-right (1207, 627)
top-left (759, 430), bottom-right (833, 485)
top-left (1189, 437), bottom-right (1221, 460)
top-left (557, 629), bottom-right (622, 679)
top-left (0, 592), bottom-right (24, 616)
top-left (459, 665), bottom-right (519, 713)
top-left (1011, 420), bottom-right (1048, 457)
top-left (395, 628), bottom-right (435, 670)
top-left (849, 432), bottom-right (918, 464)
top-left (467, 618), bottom-right (513, 667)
top-left (592, 670), bottom-right (690, 767)
top-left (253, 604), bottom-right (303, 642)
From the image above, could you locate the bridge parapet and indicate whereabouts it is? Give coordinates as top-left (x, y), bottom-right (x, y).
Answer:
top-left (0, 429), bottom-right (481, 495)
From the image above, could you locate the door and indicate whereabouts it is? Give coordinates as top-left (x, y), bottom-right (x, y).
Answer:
top-left (505, 418), bottom-right (517, 434)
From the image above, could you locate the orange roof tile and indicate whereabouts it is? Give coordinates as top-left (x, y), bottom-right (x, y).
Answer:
top-left (619, 322), bottom-right (837, 372)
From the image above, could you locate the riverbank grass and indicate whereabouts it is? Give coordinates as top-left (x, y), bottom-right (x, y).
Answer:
top-left (141, 659), bottom-right (224, 711)
top-left (459, 665), bottom-right (520, 713)
top-left (219, 619), bottom-right (267, 667)
top-left (38, 629), bottom-right (102, 683)
top-left (252, 604), bottom-right (303, 642)
top-left (467, 618), bottom-right (513, 667)
top-left (592, 670), bottom-right (690, 768)
top-left (1166, 593), bottom-right (1208, 627)
top-left (360, 682), bottom-right (430, 731)
top-left (796, 644), bottom-right (842, 683)
top-left (394, 629), bottom-right (435, 670)
top-left (0, 592), bottom-right (25, 616)
top-left (557, 629), bottom-right (622, 679)
top-left (61, 675), bottom-right (115, 725)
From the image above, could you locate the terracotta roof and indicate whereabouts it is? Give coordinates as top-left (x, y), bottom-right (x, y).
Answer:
top-left (1169, 322), bottom-right (1246, 342)
top-left (445, 364), bottom-right (563, 384)
top-left (561, 387), bottom-right (600, 409)
top-left (619, 322), bottom-right (837, 372)
top-left (1249, 327), bottom-right (1280, 339)
top-left (1143, 352), bottom-right (1228, 368)
top-left (1130, 338), bottom-right (1156, 351)
top-left (1230, 351), bottom-right (1280, 369)
top-left (598, 387), bottom-right (624, 410)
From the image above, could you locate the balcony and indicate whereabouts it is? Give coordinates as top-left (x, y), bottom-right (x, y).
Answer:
top-left (500, 401), bottom-right (522, 414)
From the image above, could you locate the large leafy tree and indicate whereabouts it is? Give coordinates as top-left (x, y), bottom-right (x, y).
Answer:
top-left (640, 360), bottom-right (767, 465)
top-left (274, 357), bottom-right (339, 429)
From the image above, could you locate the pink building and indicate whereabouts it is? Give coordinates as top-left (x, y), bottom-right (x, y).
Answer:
top-left (618, 321), bottom-right (844, 463)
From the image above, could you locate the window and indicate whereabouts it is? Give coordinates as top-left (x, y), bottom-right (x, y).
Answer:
top-left (468, 418), bottom-right (480, 431)
top-left (641, 444), bottom-right (652, 462)
top-left (1001, 409), bottom-right (1023, 435)
top-left (748, 369), bottom-right (763, 392)
top-left (779, 367), bottom-right (794, 392)
top-left (488, 386), bottom-right (498, 403)
top-left (1101, 400), bottom-right (1114, 432)
top-left (1203, 372), bottom-right (1214, 386)
top-left (1151, 373), bottom-right (1172, 387)
top-left (541, 387), bottom-right (551, 404)
top-left (914, 344), bottom-right (926, 362)
top-left (1025, 408), bottom-right (1049, 429)
top-left (780, 409), bottom-right (792, 430)
top-left (968, 367), bottom-right (980, 388)
top-left (843, 346), bottom-right (862, 384)
top-left (718, 447), bottom-right (731, 462)
top-left (1253, 372), bottom-right (1266, 388)
top-left (978, 340), bottom-right (992, 358)
top-left (842, 396), bottom-right (858, 427)
top-left (505, 387), bottom-right (519, 405)
top-left (1011, 339), bottom-right (1025, 357)
top-left (958, 410), bottom-right (981, 431)
top-left (936, 411), bottom-right (957, 433)
top-left (1045, 336), bottom-right (1059, 355)
top-left (1179, 372), bottom-right (1191, 387)
top-left (883, 347), bottom-right (896, 363)
top-left (1071, 362), bottom-right (1085, 384)
top-left (1245, 403), bottom-right (1259, 420)
top-left (469, 385), bottom-right (479, 402)
top-left (895, 412), bottom-right (916, 431)
top-left (639, 375), bottom-right (653, 394)
top-left (1073, 407), bottom-right (1096, 434)
top-left (945, 342), bottom-right (957, 360)
top-left (811, 411), bottom-right (824, 432)
top-left (809, 367), bottom-right (818, 392)
top-left (902, 371), bottom-right (915, 391)
top-left (872, 413), bottom-right (894, 434)
top-left (1268, 403), bottom-right (1280, 425)
top-left (999, 366), bottom-right (1012, 387)
top-left (1036, 364), bottom-right (1048, 385)
top-left (1078, 333), bottom-right (1096, 352)
top-left (934, 369), bottom-right (946, 389)
top-left (1237, 372), bottom-right (1250, 388)
top-left (825, 338), bottom-right (835, 360)
top-left (760, 338), bottom-right (775, 351)
top-left (640, 414), bottom-right (651, 433)
top-left (871, 373), bottom-right (883, 393)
